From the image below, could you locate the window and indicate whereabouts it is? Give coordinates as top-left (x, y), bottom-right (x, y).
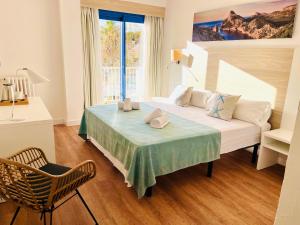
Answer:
top-left (99, 10), bottom-right (145, 104)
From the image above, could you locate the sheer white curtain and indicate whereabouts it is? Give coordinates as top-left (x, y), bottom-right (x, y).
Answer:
top-left (144, 16), bottom-right (164, 99)
top-left (81, 7), bottom-right (102, 108)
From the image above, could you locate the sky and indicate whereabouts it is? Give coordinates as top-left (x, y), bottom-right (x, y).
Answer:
top-left (193, 0), bottom-right (297, 24)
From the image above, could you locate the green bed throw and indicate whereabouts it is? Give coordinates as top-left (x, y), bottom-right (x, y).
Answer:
top-left (79, 103), bottom-right (221, 198)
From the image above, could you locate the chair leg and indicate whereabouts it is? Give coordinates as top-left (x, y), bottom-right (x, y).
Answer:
top-left (43, 211), bottom-right (47, 225)
top-left (76, 189), bottom-right (99, 225)
top-left (10, 207), bottom-right (20, 225)
top-left (50, 205), bottom-right (54, 225)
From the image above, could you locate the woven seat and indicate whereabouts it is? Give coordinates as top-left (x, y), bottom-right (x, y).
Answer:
top-left (0, 147), bottom-right (99, 225)
top-left (39, 163), bottom-right (71, 175)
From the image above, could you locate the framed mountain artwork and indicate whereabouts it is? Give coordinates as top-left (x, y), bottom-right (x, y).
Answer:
top-left (192, 0), bottom-right (298, 41)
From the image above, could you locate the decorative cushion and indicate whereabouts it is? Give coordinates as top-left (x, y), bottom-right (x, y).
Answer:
top-left (207, 94), bottom-right (241, 121)
top-left (40, 163), bottom-right (71, 175)
top-left (190, 89), bottom-right (212, 108)
top-left (168, 85), bottom-right (187, 103)
top-left (206, 93), bottom-right (218, 111)
top-left (233, 99), bottom-right (272, 126)
top-left (175, 87), bottom-right (193, 107)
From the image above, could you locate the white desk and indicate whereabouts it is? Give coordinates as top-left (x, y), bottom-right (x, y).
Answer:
top-left (0, 97), bottom-right (55, 162)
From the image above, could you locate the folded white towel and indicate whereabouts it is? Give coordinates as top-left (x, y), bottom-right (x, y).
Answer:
top-left (123, 98), bottom-right (132, 112)
top-left (144, 108), bottom-right (163, 124)
top-left (118, 101), bottom-right (124, 110)
top-left (150, 114), bottom-right (169, 129)
top-left (132, 102), bottom-right (140, 110)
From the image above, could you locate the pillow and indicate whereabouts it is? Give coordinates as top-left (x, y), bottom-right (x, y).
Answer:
top-left (233, 99), bottom-right (272, 126)
top-left (168, 85), bottom-right (187, 103)
top-left (190, 89), bottom-right (212, 108)
top-left (206, 93), bottom-right (218, 111)
top-left (207, 94), bottom-right (241, 121)
top-left (175, 87), bottom-right (193, 107)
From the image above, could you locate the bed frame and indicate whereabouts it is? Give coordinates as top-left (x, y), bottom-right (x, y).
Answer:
top-left (144, 143), bottom-right (260, 197)
top-left (89, 131), bottom-right (260, 198)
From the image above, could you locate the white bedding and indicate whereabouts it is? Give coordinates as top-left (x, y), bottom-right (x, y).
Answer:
top-left (149, 98), bottom-right (263, 154)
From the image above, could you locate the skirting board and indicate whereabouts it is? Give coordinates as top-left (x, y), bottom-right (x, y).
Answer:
top-left (64, 119), bottom-right (81, 126)
top-left (53, 118), bottom-right (81, 126)
top-left (53, 118), bottom-right (65, 125)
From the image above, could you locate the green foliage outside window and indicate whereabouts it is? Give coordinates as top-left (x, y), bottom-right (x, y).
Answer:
top-left (100, 20), bottom-right (142, 67)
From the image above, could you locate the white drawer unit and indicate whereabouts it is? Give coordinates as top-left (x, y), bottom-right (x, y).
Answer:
top-left (257, 129), bottom-right (293, 170)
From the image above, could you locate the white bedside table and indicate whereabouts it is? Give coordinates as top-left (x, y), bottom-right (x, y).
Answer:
top-left (257, 129), bottom-right (293, 170)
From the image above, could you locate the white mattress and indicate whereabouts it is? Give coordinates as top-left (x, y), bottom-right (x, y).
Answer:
top-left (148, 98), bottom-right (262, 154)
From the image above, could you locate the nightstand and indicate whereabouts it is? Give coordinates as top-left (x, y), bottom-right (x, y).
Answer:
top-left (257, 129), bottom-right (293, 170)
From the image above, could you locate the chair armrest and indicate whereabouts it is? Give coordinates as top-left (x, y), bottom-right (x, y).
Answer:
top-left (50, 160), bottom-right (96, 204)
top-left (7, 147), bottom-right (49, 169)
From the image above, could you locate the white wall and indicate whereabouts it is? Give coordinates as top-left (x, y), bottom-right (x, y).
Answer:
top-left (0, 0), bottom-right (168, 125)
top-left (123, 0), bottom-right (166, 7)
top-left (163, 0), bottom-right (300, 54)
top-left (163, 0), bottom-right (300, 130)
top-left (0, 0), bottom-right (66, 123)
top-left (59, 0), bottom-right (85, 126)
top-left (281, 48), bottom-right (300, 131)
top-left (275, 108), bottom-right (300, 224)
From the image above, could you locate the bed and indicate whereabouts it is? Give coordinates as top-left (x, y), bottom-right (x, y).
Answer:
top-left (79, 99), bottom-right (266, 198)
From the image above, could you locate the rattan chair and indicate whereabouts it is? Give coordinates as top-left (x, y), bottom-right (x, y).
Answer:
top-left (0, 147), bottom-right (99, 225)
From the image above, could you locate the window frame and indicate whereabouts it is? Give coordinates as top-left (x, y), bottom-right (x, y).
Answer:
top-left (99, 10), bottom-right (145, 100)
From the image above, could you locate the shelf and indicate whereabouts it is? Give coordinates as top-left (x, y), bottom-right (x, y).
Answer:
top-left (264, 129), bottom-right (293, 144)
top-left (264, 140), bottom-right (289, 156)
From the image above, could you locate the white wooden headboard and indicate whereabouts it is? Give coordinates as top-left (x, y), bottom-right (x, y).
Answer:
top-left (184, 45), bottom-right (294, 129)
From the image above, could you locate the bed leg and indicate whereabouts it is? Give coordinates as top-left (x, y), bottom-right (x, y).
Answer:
top-left (145, 187), bottom-right (153, 197)
top-left (252, 144), bottom-right (259, 164)
top-left (207, 162), bottom-right (213, 178)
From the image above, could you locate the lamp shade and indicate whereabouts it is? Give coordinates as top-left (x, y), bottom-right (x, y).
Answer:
top-left (171, 49), bottom-right (182, 63)
top-left (171, 49), bottom-right (194, 68)
top-left (26, 69), bottom-right (50, 84)
top-left (16, 68), bottom-right (50, 84)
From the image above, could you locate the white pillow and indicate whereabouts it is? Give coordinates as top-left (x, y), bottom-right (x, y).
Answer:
top-left (175, 87), bottom-right (193, 107)
top-left (168, 85), bottom-right (187, 103)
top-left (233, 99), bottom-right (272, 126)
top-left (190, 89), bottom-right (212, 108)
top-left (207, 94), bottom-right (241, 121)
top-left (206, 93), bottom-right (218, 111)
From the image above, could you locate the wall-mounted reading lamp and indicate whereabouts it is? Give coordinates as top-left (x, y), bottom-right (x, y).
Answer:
top-left (170, 49), bottom-right (198, 82)
top-left (171, 49), bottom-right (193, 66)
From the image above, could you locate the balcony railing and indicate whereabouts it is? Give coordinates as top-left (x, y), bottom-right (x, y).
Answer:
top-left (102, 66), bottom-right (141, 104)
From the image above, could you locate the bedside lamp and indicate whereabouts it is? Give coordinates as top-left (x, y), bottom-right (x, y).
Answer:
top-left (1, 68), bottom-right (49, 121)
top-left (171, 49), bottom-right (183, 64)
top-left (16, 68), bottom-right (50, 85)
top-left (170, 49), bottom-right (198, 81)
top-left (171, 49), bottom-right (194, 67)
top-left (16, 67), bottom-right (50, 97)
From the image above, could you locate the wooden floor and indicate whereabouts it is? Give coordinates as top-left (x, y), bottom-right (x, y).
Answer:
top-left (0, 125), bottom-right (285, 225)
